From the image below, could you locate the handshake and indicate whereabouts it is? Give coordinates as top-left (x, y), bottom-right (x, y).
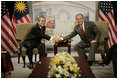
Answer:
top-left (51, 34), bottom-right (73, 45)
top-left (52, 35), bottom-right (62, 42)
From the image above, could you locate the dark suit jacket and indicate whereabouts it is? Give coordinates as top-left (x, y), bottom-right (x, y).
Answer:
top-left (24, 23), bottom-right (51, 46)
top-left (63, 21), bottom-right (101, 43)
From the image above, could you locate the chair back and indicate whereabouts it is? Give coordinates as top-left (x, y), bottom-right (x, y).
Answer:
top-left (94, 21), bottom-right (109, 44)
top-left (16, 23), bottom-right (34, 44)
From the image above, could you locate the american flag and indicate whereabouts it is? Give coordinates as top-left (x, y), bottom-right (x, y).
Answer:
top-left (99, 1), bottom-right (117, 49)
top-left (1, 1), bottom-right (18, 55)
top-left (12, 1), bottom-right (31, 29)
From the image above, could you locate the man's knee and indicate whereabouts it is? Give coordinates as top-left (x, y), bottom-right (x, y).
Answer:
top-left (24, 42), bottom-right (32, 49)
top-left (90, 42), bottom-right (99, 48)
top-left (37, 43), bottom-right (45, 49)
top-left (74, 44), bottom-right (81, 50)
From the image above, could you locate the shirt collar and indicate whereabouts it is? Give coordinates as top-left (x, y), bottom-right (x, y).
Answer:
top-left (82, 22), bottom-right (84, 26)
top-left (80, 22), bottom-right (84, 27)
top-left (38, 24), bottom-right (42, 29)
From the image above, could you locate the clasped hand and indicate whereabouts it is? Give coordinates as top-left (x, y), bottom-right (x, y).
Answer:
top-left (53, 36), bottom-right (61, 42)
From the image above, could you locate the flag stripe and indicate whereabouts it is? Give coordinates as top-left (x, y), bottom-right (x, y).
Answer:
top-left (1, 1), bottom-right (32, 55)
top-left (1, 35), bottom-right (16, 53)
top-left (1, 45), bottom-right (6, 51)
top-left (1, 40), bottom-right (13, 56)
top-left (99, 13), bottom-right (105, 21)
top-left (12, 15), bottom-right (18, 24)
top-left (22, 17), bottom-right (27, 23)
top-left (99, 1), bottom-right (117, 49)
top-left (1, 25), bottom-right (18, 48)
top-left (106, 13), bottom-right (117, 36)
top-left (11, 22), bottom-right (16, 34)
top-left (24, 15), bottom-right (31, 23)
top-left (17, 20), bottom-right (22, 24)
top-left (99, 10), bottom-right (116, 39)
top-left (108, 27), bottom-right (115, 45)
top-left (3, 14), bottom-right (16, 37)
top-left (106, 18), bottom-right (117, 42)
top-left (110, 10), bottom-right (115, 23)
top-left (99, 10), bottom-right (108, 21)
top-left (19, 18), bottom-right (24, 23)
top-left (1, 31), bottom-right (17, 51)
top-left (27, 14), bottom-right (31, 22)
top-left (106, 14), bottom-right (117, 43)
top-left (1, 1), bottom-right (18, 55)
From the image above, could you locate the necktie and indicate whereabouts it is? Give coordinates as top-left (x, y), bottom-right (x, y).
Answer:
top-left (81, 25), bottom-right (85, 36)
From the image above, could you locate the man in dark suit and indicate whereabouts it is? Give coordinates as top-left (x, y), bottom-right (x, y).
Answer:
top-left (23, 16), bottom-right (53, 69)
top-left (99, 44), bottom-right (117, 77)
top-left (55, 14), bottom-right (101, 66)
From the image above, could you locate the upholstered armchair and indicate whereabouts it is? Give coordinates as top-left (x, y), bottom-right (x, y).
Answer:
top-left (16, 23), bottom-right (39, 68)
top-left (84, 21), bottom-right (109, 60)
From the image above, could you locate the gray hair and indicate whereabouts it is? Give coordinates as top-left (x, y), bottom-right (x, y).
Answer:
top-left (75, 13), bottom-right (84, 19)
top-left (38, 16), bottom-right (46, 21)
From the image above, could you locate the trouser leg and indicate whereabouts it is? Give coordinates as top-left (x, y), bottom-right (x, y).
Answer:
top-left (112, 54), bottom-right (117, 78)
top-left (37, 43), bottom-right (45, 59)
top-left (111, 45), bottom-right (117, 78)
top-left (88, 43), bottom-right (98, 61)
top-left (26, 48), bottom-right (33, 65)
top-left (24, 42), bottom-right (33, 66)
top-left (74, 41), bottom-right (89, 57)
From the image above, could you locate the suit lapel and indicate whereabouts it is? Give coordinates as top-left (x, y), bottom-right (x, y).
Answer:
top-left (77, 24), bottom-right (82, 36)
top-left (77, 24), bottom-right (85, 38)
top-left (84, 22), bottom-right (88, 36)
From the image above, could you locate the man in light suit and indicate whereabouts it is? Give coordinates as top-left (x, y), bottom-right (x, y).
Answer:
top-left (56, 14), bottom-right (101, 66)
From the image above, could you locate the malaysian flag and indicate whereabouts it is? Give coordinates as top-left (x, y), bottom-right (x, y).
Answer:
top-left (1, 1), bottom-right (18, 55)
top-left (12, 1), bottom-right (31, 29)
top-left (99, 1), bottom-right (117, 49)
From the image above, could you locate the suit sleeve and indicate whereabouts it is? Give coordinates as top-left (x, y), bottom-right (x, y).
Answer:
top-left (63, 26), bottom-right (77, 40)
top-left (33, 26), bottom-right (51, 40)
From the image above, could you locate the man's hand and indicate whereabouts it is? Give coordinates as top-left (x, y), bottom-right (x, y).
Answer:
top-left (90, 40), bottom-right (97, 43)
top-left (41, 38), bottom-right (45, 43)
top-left (99, 59), bottom-right (103, 64)
top-left (53, 36), bottom-right (61, 42)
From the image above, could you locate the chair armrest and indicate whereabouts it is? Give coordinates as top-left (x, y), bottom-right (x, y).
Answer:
top-left (16, 39), bottom-right (21, 42)
top-left (104, 37), bottom-right (108, 53)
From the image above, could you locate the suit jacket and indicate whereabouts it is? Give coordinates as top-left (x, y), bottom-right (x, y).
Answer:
top-left (63, 21), bottom-right (101, 43)
top-left (24, 23), bottom-right (51, 45)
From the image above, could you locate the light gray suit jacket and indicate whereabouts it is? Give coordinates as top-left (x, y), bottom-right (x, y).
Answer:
top-left (63, 21), bottom-right (101, 43)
